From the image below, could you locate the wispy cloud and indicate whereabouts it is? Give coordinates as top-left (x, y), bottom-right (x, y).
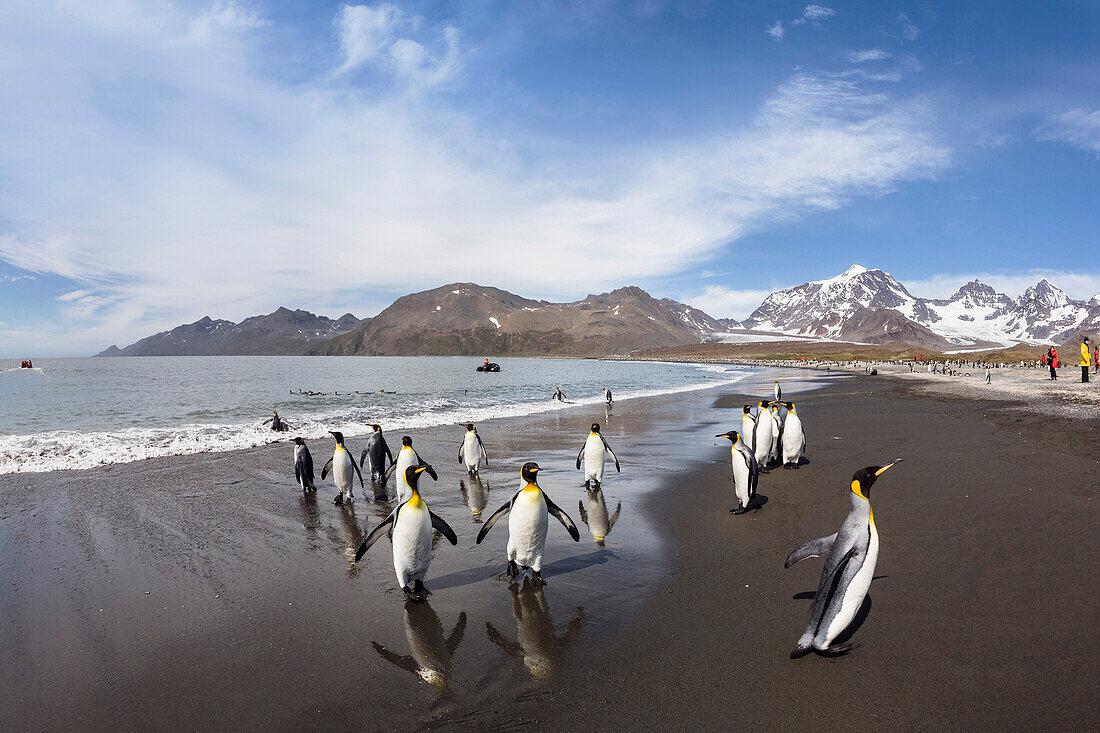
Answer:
top-left (845, 48), bottom-right (892, 63)
top-left (886, 12), bottom-right (920, 41)
top-left (680, 285), bottom-right (777, 319)
top-left (766, 20), bottom-right (784, 42)
top-left (2, 274), bottom-right (35, 283)
top-left (0, 2), bottom-right (948, 354)
top-left (792, 4), bottom-right (836, 26)
top-left (1036, 108), bottom-right (1100, 155)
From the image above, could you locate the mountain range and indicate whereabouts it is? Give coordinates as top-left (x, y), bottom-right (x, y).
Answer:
top-left (96, 266), bottom-right (1100, 357)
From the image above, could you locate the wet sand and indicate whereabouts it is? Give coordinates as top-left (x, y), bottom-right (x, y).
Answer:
top-left (3, 372), bottom-right (1097, 730)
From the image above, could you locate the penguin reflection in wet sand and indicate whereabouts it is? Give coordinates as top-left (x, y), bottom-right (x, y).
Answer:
top-left (291, 437), bottom-right (316, 493)
top-left (458, 424), bottom-right (488, 475)
top-left (578, 487), bottom-right (621, 547)
top-left (322, 431), bottom-right (363, 505)
top-left (477, 462), bottom-right (580, 587)
top-left (385, 436), bottom-right (437, 501)
top-left (715, 431), bottom-right (759, 514)
top-left (576, 423), bottom-right (620, 489)
top-left (359, 425), bottom-right (394, 486)
top-left (785, 461), bottom-right (901, 658)
top-left (372, 603), bottom-right (466, 702)
top-left (355, 465), bottom-right (458, 602)
top-left (486, 584), bottom-right (586, 680)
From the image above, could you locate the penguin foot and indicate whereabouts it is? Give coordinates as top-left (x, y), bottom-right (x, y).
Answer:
top-left (531, 571), bottom-right (547, 587)
top-left (506, 560), bottom-right (520, 580)
top-left (414, 580), bottom-right (431, 599)
top-left (583, 480), bottom-right (590, 489)
top-left (402, 585), bottom-right (421, 603)
top-left (730, 505), bottom-right (748, 515)
top-left (819, 643), bottom-right (854, 657)
top-left (592, 480), bottom-right (601, 490)
top-left (333, 494), bottom-right (343, 506)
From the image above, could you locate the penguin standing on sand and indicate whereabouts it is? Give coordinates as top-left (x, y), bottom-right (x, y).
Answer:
top-left (780, 402), bottom-right (806, 468)
top-left (292, 437), bottom-right (316, 493)
top-left (476, 462), bottom-right (580, 587)
top-left (753, 401), bottom-right (776, 470)
top-left (785, 460), bottom-right (901, 658)
top-left (774, 381), bottom-right (782, 403)
top-left (715, 431), bottom-right (759, 514)
top-left (385, 436), bottom-right (437, 501)
top-left (359, 425), bottom-right (394, 486)
top-left (741, 405), bottom-right (757, 454)
top-left (354, 465), bottom-right (458, 602)
top-left (767, 403), bottom-right (783, 465)
top-left (458, 424), bottom-right (488, 475)
top-left (322, 431), bottom-right (364, 506)
top-left (576, 423), bottom-right (620, 489)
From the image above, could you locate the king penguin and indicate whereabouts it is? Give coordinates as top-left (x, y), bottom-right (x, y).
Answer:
top-left (359, 425), bottom-right (394, 486)
top-left (576, 423), bottom-right (620, 489)
top-left (753, 401), bottom-right (776, 471)
top-left (741, 405), bottom-right (757, 454)
top-left (354, 464), bottom-right (458, 602)
top-left (458, 424), bottom-right (488, 475)
top-left (774, 380), bottom-right (782, 403)
top-left (476, 462), bottom-right (580, 587)
top-left (715, 430), bottom-right (759, 514)
top-left (292, 437), bottom-right (316, 493)
top-left (785, 460), bottom-right (901, 657)
top-left (780, 402), bottom-right (806, 468)
top-left (322, 431), bottom-right (363, 506)
top-left (385, 436), bottom-right (437, 501)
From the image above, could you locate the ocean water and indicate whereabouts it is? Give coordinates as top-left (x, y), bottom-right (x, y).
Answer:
top-left (0, 356), bottom-right (758, 474)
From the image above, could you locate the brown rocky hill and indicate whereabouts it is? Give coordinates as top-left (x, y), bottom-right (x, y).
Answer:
top-left (311, 283), bottom-right (722, 357)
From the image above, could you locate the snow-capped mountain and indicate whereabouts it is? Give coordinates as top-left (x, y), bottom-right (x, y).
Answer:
top-left (738, 265), bottom-right (1099, 347)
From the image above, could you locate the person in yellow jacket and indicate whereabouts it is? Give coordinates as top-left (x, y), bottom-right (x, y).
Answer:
top-left (1082, 337), bottom-right (1092, 383)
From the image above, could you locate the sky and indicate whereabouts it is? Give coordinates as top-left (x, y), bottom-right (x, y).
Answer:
top-left (1, 1), bottom-right (1098, 356)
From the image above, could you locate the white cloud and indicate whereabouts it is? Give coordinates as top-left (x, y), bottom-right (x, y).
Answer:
top-left (891, 12), bottom-right (920, 41)
top-left (905, 271), bottom-right (1100, 302)
top-left (766, 21), bottom-right (784, 41)
top-left (792, 4), bottom-right (836, 26)
top-left (0, 2), bottom-right (949, 354)
top-left (845, 48), bottom-right (892, 63)
top-left (2, 274), bottom-right (35, 282)
top-left (679, 285), bottom-right (777, 320)
top-left (1037, 108), bottom-right (1100, 155)
top-left (334, 3), bottom-right (406, 73)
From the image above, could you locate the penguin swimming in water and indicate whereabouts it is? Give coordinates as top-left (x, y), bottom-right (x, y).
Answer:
top-left (322, 431), bottom-right (364, 506)
top-left (291, 437), bottom-right (316, 493)
top-left (354, 465), bottom-right (458, 602)
top-left (576, 423), bottom-right (620, 489)
top-left (785, 460), bottom-right (901, 658)
top-left (577, 487), bottom-right (621, 547)
top-left (476, 462), bottom-right (580, 587)
top-left (753, 401), bottom-right (776, 470)
top-left (385, 436), bottom-right (437, 501)
top-left (458, 424), bottom-right (488, 475)
top-left (779, 402), bottom-right (806, 468)
top-left (715, 430), bottom-right (759, 514)
top-left (359, 425), bottom-right (394, 486)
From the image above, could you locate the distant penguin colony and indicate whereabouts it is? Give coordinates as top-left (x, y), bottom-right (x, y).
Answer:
top-left (282, 376), bottom-right (902, 657)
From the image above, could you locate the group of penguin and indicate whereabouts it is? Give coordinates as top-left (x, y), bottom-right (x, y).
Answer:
top-left (288, 380), bottom-right (902, 659)
top-left (716, 380), bottom-right (807, 515)
top-left (289, 422), bottom-right (620, 603)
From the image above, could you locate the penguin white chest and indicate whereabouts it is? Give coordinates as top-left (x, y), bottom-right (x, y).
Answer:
top-left (462, 433), bottom-right (480, 468)
top-left (333, 448), bottom-right (354, 491)
top-left (392, 502), bottom-right (433, 585)
top-left (508, 490), bottom-right (548, 569)
top-left (394, 449), bottom-right (416, 500)
top-left (825, 521), bottom-right (879, 645)
top-left (584, 435), bottom-right (606, 481)
top-left (730, 447), bottom-right (751, 505)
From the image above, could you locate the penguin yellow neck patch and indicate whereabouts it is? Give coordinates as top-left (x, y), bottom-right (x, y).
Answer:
top-left (407, 492), bottom-right (424, 508)
top-left (851, 480), bottom-right (869, 500)
top-left (522, 483), bottom-right (539, 493)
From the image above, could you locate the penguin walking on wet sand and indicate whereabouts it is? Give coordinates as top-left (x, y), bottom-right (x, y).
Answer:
top-left (477, 462), bottom-right (580, 587)
top-left (715, 431), bottom-right (759, 514)
top-left (354, 465), bottom-right (458, 602)
top-left (292, 437), bottom-right (316, 493)
top-left (458, 424), bottom-right (488, 475)
top-left (359, 425), bottom-right (394, 486)
top-left (322, 431), bottom-right (364, 506)
top-left (576, 423), bottom-right (620, 489)
top-left (385, 436), bottom-right (437, 501)
top-left (785, 460), bottom-right (901, 658)
top-left (774, 380), bottom-right (782, 403)
top-left (780, 402), bottom-right (806, 468)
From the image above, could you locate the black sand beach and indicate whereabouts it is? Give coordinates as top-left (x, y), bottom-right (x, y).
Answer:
top-left (2, 373), bottom-right (1097, 730)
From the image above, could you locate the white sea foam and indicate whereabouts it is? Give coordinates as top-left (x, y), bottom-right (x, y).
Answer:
top-left (0, 370), bottom-right (750, 475)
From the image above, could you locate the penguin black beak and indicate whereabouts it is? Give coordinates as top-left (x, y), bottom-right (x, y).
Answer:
top-left (875, 459), bottom-right (902, 476)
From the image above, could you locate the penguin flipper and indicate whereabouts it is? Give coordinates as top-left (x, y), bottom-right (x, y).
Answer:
top-left (321, 458), bottom-right (334, 481)
top-left (302, 449), bottom-right (314, 481)
top-left (476, 497), bottom-right (515, 544)
top-left (420, 461), bottom-right (439, 481)
top-left (458, 443), bottom-right (464, 464)
top-left (446, 612), bottom-right (467, 656)
top-left (354, 509), bottom-right (397, 562)
top-left (608, 501), bottom-right (622, 530)
top-left (429, 509), bottom-right (458, 546)
top-left (351, 455), bottom-right (365, 487)
top-left (803, 545), bottom-right (857, 637)
top-left (477, 434), bottom-right (488, 466)
top-left (600, 437), bottom-right (620, 472)
top-left (784, 533), bottom-right (838, 568)
top-left (575, 445), bottom-right (585, 470)
top-left (294, 461), bottom-right (302, 486)
top-left (485, 622), bottom-right (523, 658)
top-left (371, 642), bottom-right (419, 673)
top-left (577, 499), bottom-right (588, 526)
top-left (545, 494), bottom-right (581, 541)
top-left (359, 448), bottom-right (369, 470)
top-left (383, 461), bottom-right (397, 483)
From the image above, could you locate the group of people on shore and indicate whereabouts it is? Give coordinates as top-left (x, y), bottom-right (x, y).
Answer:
top-left (1042, 337), bottom-right (1096, 382)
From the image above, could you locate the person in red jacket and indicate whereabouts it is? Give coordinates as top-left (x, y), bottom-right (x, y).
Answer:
top-left (1050, 347), bottom-right (1059, 380)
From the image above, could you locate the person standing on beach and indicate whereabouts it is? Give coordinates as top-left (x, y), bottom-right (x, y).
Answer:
top-left (1049, 347), bottom-right (1058, 380)
top-left (985, 368), bottom-right (992, 385)
top-left (1093, 344), bottom-right (1099, 376)
top-left (1081, 337), bottom-right (1091, 383)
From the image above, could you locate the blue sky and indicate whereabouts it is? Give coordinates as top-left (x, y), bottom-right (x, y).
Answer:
top-left (1, 1), bottom-right (1098, 356)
